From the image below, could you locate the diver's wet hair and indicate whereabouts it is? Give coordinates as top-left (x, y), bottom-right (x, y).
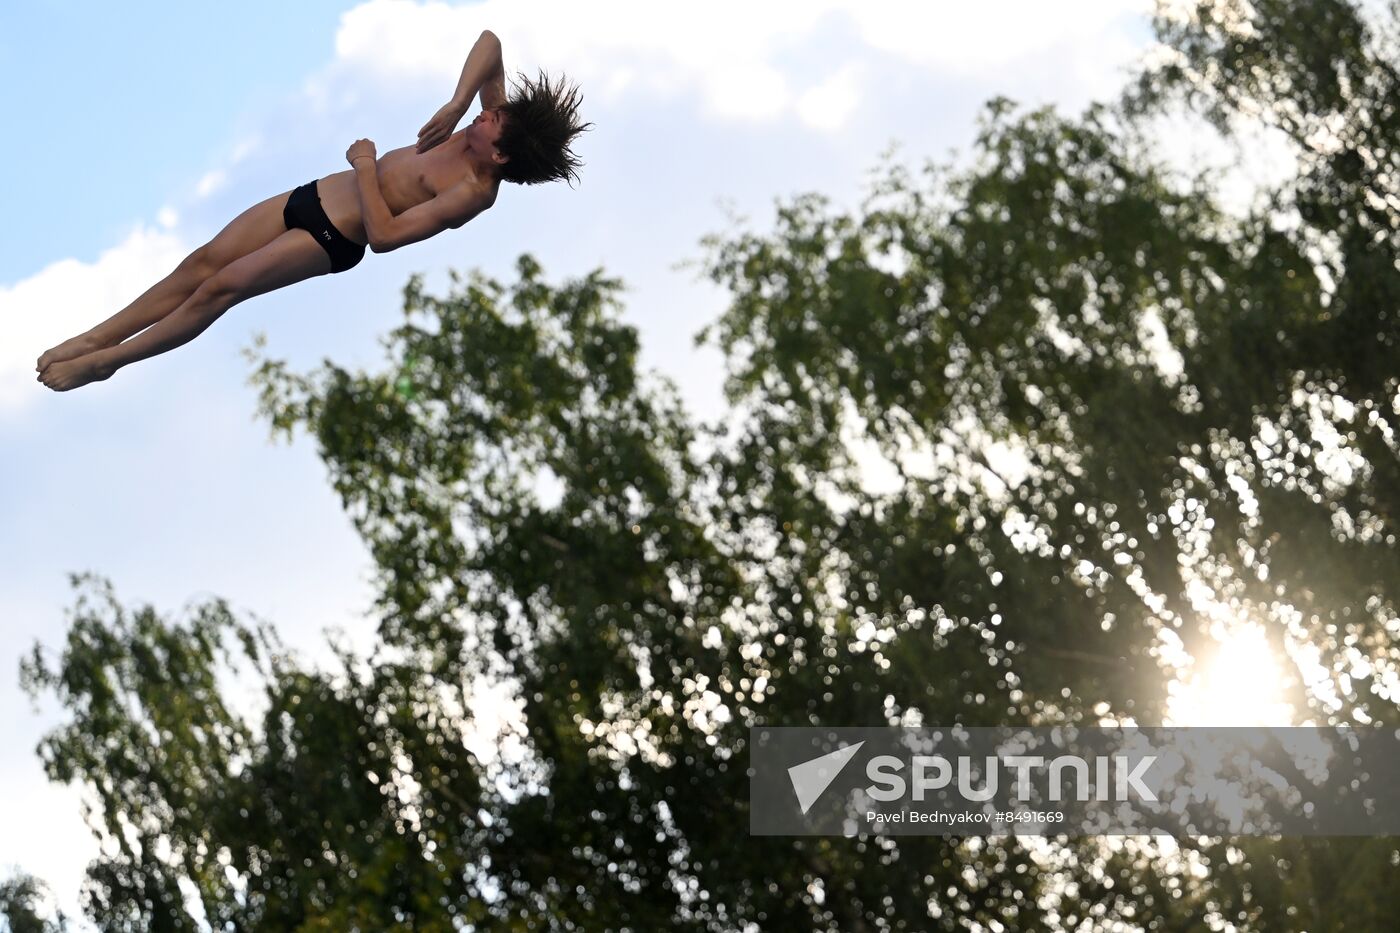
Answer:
top-left (494, 68), bottom-right (593, 187)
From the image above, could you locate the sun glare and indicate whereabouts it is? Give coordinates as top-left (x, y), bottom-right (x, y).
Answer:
top-left (1166, 623), bottom-right (1295, 726)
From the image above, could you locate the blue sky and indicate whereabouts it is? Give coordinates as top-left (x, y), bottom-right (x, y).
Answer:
top-left (0, 2), bottom-right (361, 281)
top-left (0, 0), bottom-right (1163, 921)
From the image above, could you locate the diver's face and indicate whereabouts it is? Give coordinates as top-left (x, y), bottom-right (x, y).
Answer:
top-left (466, 107), bottom-right (506, 161)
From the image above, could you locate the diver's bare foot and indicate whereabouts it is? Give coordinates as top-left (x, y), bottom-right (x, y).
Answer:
top-left (37, 333), bottom-right (105, 374)
top-left (38, 351), bottom-right (116, 392)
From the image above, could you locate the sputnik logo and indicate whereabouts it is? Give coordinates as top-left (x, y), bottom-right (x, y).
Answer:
top-left (788, 741), bottom-right (865, 814)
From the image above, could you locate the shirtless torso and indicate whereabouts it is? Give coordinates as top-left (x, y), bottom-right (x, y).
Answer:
top-left (309, 127), bottom-right (498, 247)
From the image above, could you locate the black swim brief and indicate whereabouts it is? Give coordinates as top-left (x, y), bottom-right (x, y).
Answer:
top-left (283, 180), bottom-right (366, 274)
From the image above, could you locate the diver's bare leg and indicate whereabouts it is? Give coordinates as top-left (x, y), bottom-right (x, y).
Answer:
top-left (37, 187), bottom-right (296, 372)
top-left (35, 258), bottom-right (208, 372)
top-left (39, 228), bottom-right (331, 392)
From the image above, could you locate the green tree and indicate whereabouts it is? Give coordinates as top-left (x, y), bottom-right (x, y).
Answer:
top-left (1112, 0), bottom-right (1400, 924)
top-left (16, 0), bottom-right (1400, 928)
top-left (1, 871), bottom-right (70, 933)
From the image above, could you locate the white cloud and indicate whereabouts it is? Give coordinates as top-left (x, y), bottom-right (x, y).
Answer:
top-left (324, 0), bottom-right (826, 122)
top-left (0, 224), bottom-right (188, 411)
top-left (797, 61), bottom-right (863, 133)
top-left (841, 0), bottom-right (1151, 70)
top-left (322, 0), bottom-right (1146, 129)
top-left (195, 167), bottom-right (228, 199)
top-left (191, 136), bottom-right (261, 201)
top-left (701, 60), bottom-right (792, 121)
top-left (229, 134), bottom-right (262, 164)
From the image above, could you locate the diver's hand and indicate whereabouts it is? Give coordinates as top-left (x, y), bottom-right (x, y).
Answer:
top-left (417, 101), bottom-right (465, 154)
top-left (346, 138), bottom-right (377, 166)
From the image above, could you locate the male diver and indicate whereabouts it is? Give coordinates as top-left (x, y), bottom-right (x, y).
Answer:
top-left (37, 30), bottom-right (590, 391)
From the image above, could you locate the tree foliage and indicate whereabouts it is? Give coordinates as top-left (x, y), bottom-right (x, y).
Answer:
top-left (0, 872), bottom-right (70, 933)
